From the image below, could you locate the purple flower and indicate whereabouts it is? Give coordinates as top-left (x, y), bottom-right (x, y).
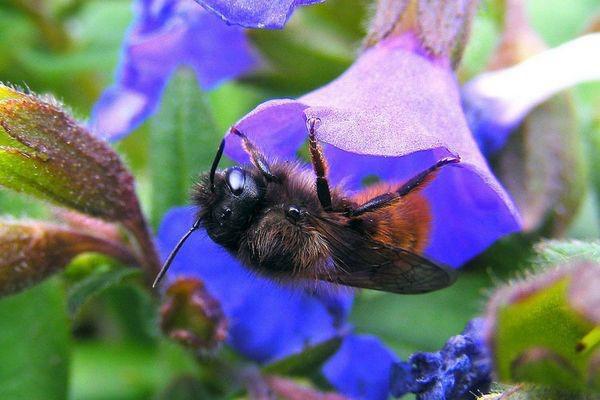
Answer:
top-left (462, 32), bottom-right (600, 156)
top-left (193, 0), bottom-right (324, 29)
top-left (225, 33), bottom-right (521, 268)
top-left (90, 0), bottom-right (257, 140)
top-left (323, 335), bottom-right (398, 400)
top-left (390, 318), bottom-right (492, 400)
top-left (157, 206), bottom-right (353, 363)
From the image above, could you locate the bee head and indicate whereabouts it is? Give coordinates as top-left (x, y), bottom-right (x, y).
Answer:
top-left (152, 138), bottom-right (267, 288)
top-left (192, 166), bottom-right (265, 248)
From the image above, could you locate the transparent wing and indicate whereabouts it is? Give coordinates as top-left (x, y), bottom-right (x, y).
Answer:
top-left (307, 213), bottom-right (457, 294)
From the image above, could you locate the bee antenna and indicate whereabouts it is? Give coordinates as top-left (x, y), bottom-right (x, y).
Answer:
top-left (209, 138), bottom-right (226, 192)
top-left (152, 218), bottom-right (202, 288)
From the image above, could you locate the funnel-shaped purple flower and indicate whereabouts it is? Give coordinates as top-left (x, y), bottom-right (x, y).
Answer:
top-left (193, 0), bottom-right (324, 29)
top-left (91, 0), bottom-right (257, 140)
top-left (225, 34), bottom-right (521, 268)
top-left (463, 33), bottom-right (600, 156)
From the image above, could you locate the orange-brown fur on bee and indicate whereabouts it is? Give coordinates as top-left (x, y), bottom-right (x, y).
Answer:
top-left (351, 182), bottom-right (431, 254)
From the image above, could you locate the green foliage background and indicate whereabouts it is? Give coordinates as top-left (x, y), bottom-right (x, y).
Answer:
top-left (0, 0), bottom-right (598, 399)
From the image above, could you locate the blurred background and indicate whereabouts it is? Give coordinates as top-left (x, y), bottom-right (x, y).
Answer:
top-left (0, 0), bottom-right (598, 399)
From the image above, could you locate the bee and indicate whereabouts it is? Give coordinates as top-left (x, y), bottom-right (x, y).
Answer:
top-left (153, 118), bottom-right (459, 294)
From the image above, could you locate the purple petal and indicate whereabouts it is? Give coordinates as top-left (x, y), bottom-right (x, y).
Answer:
top-left (322, 334), bottom-right (398, 400)
top-left (90, 0), bottom-right (256, 140)
top-left (225, 99), bottom-right (309, 163)
top-left (157, 206), bottom-right (352, 363)
top-left (463, 33), bottom-right (600, 155)
top-left (226, 35), bottom-right (521, 267)
top-left (193, 0), bottom-right (324, 29)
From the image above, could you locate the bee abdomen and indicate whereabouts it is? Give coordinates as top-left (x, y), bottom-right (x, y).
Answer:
top-left (352, 183), bottom-right (431, 253)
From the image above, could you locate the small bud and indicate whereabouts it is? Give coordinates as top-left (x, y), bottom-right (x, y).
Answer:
top-left (486, 0), bottom-right (546, 70)
top-left (0, 220), bottom-right (137, 297)
top-left (464, 1), bottom-right (587, 235)
top-left (0, 84), bottom-right (162, 280)
top-left (0, 84), bottom-right (141, 222)
top-left (485, 260), bottom-right (600, 391)
top-left (160, 278), bottom-right (227, 352)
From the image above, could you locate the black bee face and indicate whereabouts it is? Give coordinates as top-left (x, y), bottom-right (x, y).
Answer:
top-left (193, 166), bottom-right (265, 249)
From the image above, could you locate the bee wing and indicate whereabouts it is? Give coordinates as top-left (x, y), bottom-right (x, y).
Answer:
top-left (307, 214), bottom-right (457, 294)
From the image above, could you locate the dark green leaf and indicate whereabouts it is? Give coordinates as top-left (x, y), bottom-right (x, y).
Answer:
top-left (247, 0), bottom-right (365, 94)
top-left (155, 376), bottom-right (211, 400)
top-left (67, 267), bottom-right (141, 318)
top-left (0, 279), bottom-right (70, 400)
top-left (149, 69), bottom-right (219, 228)
top-left (105, 284), bottom-right (159, 344)
top-left (466, 232), bottom-right (537, 277)
top-left (263, 336), bottom-right (342, 377)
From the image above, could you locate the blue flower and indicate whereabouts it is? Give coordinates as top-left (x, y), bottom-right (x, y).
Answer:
top-left (157, 206), bottom-right (353, 363)
top-left (90, 0), bottom-right (257, 140)
top-left (193, 0), bottom-right (324, 29)
top-left (390, 318), bottom-right (492, 400)
top-left (462, 33), bottom-right (600, 156)
top-left (323, 335), bottom-right (398, 400)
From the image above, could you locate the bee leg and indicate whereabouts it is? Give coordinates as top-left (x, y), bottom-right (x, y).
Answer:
top-left (230, 127), bottom-right (279, 182)
top-left (347, 156), bottom-right (460, 217)
top-left (307, 117), bottom-right (333, 211)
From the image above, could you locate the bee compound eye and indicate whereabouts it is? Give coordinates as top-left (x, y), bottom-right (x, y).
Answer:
top-left (226, 167), bottom-right (245, 196)
top-left (286, 206), bottom-right (301, 221)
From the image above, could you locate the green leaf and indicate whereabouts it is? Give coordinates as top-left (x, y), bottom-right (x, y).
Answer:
top-left (155, 376), bottom-right (212, 400)
top-left (263, 336), bottom-right (342, 377)
top-left (149, 69), bottom-right (219, 228)
top-left (589, 118), bottom-right (600, 219)
top-left (478, 384), bottom-right (597, 400)
top-left (67, 267), bottom-right (141, 318)
top-left (0, 189), bottom-right (48, 218)
top-left (487, 261), bottom-right (600, 392)
top-left (534, 240), bottom-right (600, 267)
top-left (0, 279), bottom-right (70, 400)
top-left (70, 340), bottom-right (199, 400)
top-left (247, 0), bottom-right (365, 94)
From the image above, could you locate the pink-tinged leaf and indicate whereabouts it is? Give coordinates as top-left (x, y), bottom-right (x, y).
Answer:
top-left (0, 220), bottom-right (137, 297)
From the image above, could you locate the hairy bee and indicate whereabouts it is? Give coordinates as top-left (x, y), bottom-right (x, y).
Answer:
top-left (154, 118), bottom-right (458, 294)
